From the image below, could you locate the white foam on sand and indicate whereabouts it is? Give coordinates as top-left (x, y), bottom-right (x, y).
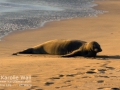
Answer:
top-left (0, 0), bottom-right (104, 40)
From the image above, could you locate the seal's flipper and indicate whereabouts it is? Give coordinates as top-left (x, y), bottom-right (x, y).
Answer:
top-left (12, 52), bottom-right (19, 55)
top-left (62, 50), bottom-right (81, 57)
top-left (84, 51), bottom-right (97, 57)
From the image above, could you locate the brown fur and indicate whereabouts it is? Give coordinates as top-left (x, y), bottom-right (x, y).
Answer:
top-left (13, 39), bottom-right (102, 57)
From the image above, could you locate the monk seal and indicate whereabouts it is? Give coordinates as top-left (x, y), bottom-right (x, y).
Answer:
top-left (13, 39), bottom-right (102, 57)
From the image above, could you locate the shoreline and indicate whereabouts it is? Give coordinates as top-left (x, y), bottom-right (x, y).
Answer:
top-left (0, 0), bottom-right (120, 90)
top-left (0, 0), bottom-right (102, 41)
top-left (0, 0), bottom-right (103, 41)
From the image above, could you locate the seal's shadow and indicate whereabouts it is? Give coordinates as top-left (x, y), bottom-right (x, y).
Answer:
top-left (95, 55), bottom-right (120, 60)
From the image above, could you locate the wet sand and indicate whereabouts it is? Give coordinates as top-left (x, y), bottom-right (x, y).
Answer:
top-left (0, 0), bottom-right (120, 90)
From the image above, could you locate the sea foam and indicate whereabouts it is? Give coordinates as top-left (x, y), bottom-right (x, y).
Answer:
top-left (0, 0), bottom-right (103, 40)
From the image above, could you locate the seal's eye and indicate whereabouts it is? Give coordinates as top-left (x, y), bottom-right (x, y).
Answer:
top-left (93, 45), bottom-right (95, 48)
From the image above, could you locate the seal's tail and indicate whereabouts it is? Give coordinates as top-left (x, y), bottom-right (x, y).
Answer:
top-left (12, 48), bottom-right (34, 55)
top-left (12, 52), bottom-right (19, 55)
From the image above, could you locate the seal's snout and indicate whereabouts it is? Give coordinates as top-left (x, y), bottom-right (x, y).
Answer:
top-left (99, 48), bottom-right (102, 52)
top-left (98, 47), bottom-right (102, 52)
top-left (94, 48), bottom-right (102, 52)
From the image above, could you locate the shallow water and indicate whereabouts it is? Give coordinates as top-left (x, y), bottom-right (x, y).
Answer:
top-left (0, 1), bottom-right (63, 12)
top-left (0, 0), bottom-right (103, 40)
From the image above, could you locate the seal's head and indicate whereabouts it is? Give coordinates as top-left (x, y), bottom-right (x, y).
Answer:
top-left (86, 41), bottom-right (102, 52)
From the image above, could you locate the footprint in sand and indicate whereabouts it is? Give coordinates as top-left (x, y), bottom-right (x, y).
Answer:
top-left (59, 74), bottom-right (64, 77)
top-left (27, 86), bottom-right (43, 90)
top-left (82, 76), bottom-right (91, 78)
top-left (111, 88), bottom-right (120, 90)
top-left (49, 74), bottom-right (64, 81)
top-left (31, 75), bottom-right (38, 77)
top-left (86, 69), bottom-right (98, 74)
top-left (86, 70), bottom-right (97, 74)
top-left (64, 80), bottom-right (72, 83)
top-left (61, 84), bottom-right (72, 88)
top-left (45, 74), bottom-right (65, 87)
top-left (66, 74), bottom-right (76, 77)
top-left (45, 82), bottom-right (54, 86)
top-left (98, 87), bottom-right (120, 90)
top-left (55, 85), bottom-right (72, 89)
top-left (97, 80), bottom-right (104, 83)
top-left (49, 77), bottom-right (60, 80)
top-left (27, 89), bottom-right (43, 90)
top-left (86, 68), bottom-right (107, 74)
top-left (98, 69), bottom-right (107, 73)
top-left (66, 72), bottom-right (83, 77)
top-left (75, 68), bottom-right (85, 70)
top-left (101, 61), bottom-right (111, 67)
top-left (96, 75), bottom-right (109, 78)
top-left (55, 87), bottom-right (61, 89)
top-left (105, 66), bottom-right (115, 70)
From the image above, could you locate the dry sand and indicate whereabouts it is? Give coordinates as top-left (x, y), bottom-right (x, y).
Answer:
top-left (0, 0), bottom-right (120, 90)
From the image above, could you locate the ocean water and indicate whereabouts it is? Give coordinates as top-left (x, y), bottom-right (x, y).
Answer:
top-left (0, 0), bottom-right (103, 39)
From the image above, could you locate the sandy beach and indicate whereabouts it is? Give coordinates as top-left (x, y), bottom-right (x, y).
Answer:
top-left (0, 0), bottom-right (120, 90)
